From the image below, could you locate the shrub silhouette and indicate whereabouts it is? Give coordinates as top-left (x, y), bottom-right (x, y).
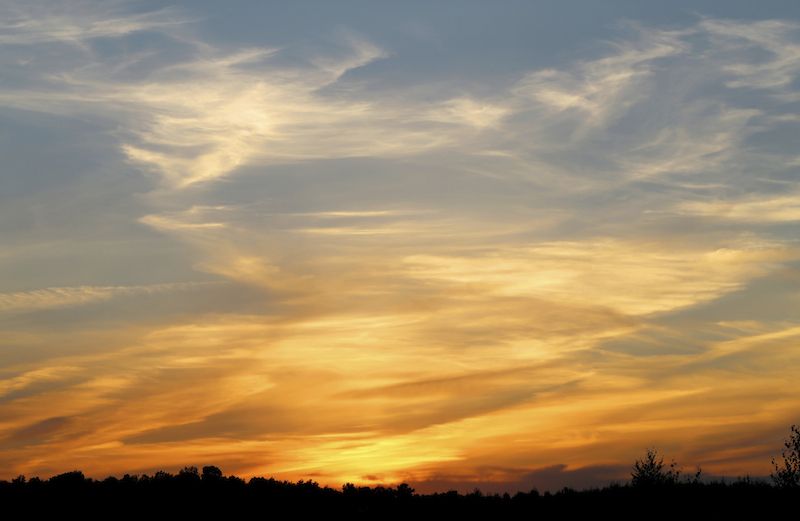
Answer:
top-left (630, 448), bottom-right (681, 487)
top-left (771, 423), bottom-right (800, 488)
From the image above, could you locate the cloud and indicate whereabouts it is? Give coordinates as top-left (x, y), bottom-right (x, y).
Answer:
top-left (4, 416), bottom-right (74, 445)
top-left (0, 366), bottom-right (81, 400)
top-left (0, 7), bottom-right (491, 190)
top-left (700, 19), bottom-right (800, 93)
top-left (676, 193), bottom-right (800, 222)
top-left (512, 27), bottom-right (688, 132)
top-left (426, 97), bottom-right (510, 128)
top-left (0, 282), bottom-right (209, 314)
top-left (0, 1), bottom-right (188, 45)
top-left (403, 239), bottom-right (798, 316)
top-left (412, 463), bottom-right (630, 494)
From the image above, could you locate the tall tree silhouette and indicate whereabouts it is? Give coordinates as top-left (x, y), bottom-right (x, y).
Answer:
top-left (630, 448), bottom-right (680, 487)
top-left (771, 424), bottom-right (800, 488)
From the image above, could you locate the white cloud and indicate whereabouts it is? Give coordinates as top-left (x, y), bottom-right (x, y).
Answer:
top-left (700, 19), bottom-right (800, 93)
top-left (676, 193), bottom-right (800, 222)
top-left (0, 283), bottom-right (208, 313)
top-left (403, 239), bottom-right (799, 316)
top-left (0, 1), bottom-right (188, 45)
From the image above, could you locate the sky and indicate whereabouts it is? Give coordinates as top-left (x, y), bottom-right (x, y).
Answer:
top-left (1, 0), bottom-right (800, 493)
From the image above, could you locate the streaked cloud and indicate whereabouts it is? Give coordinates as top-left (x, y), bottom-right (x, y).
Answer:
top-left (676, 193), bottom-right (800, 222)
top-left (701, 19), bottom-right (800, 92)
top-left (403, 239), bottom-right (797, 316)
top-left (0, 283), bottom-right (210, 314)
top-left (0, 1), bottom-right (187, 45)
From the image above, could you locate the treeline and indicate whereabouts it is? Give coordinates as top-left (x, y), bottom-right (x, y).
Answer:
top-left (1, 466), bottom-right (798, 519)
top-left (2, 424), bottom-right (799, 519)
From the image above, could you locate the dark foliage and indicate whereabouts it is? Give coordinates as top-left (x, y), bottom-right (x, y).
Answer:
top-left (1, 466), bottom-right (797, 520)
top-left (631, 447), bottom-right (682, 487)
top-left (3, 426), bottom-right (799, 519)
top-left (771, 424), bottom-right (800, 488)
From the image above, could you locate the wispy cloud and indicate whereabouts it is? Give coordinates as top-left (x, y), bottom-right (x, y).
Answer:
top-left (676, 193), bottom-right (800, 222)
top-left (0, 366), bottom-right (81, 400)
top-left (0, 1), bottom-right (188, 45)
top-left (0, 283), bottom-right (209, 313)
top-left (403, 238), bottom-right (799, 316)
top-left (512, 27), bottom-right (688, 132)
top-left (0, 6), bottom-right (488, 190)
top-left (701, 19), bottom-right (800, 92)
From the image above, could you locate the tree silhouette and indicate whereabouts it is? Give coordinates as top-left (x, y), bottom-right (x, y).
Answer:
top-left (202, 465), bottom-right (223, 481)
top-left (771, 424), bottom-right (800, 488)
top-left (630, 448), bottom-right (681, 487)
top-left (396, 483), bottom-right (415, 498)
top-left (0, 461), bottom-right (796, 519)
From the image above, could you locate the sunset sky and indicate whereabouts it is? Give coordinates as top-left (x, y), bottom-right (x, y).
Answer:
top-left (2, 0), bottom-right (800, 492)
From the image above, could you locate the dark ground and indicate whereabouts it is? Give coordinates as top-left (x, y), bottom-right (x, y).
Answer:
top-left (1, 466), bottom-right (796, 520)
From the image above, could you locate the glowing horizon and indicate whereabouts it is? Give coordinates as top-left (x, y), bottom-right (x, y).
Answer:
top-left (1, 0), bottom-right (800, 493)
